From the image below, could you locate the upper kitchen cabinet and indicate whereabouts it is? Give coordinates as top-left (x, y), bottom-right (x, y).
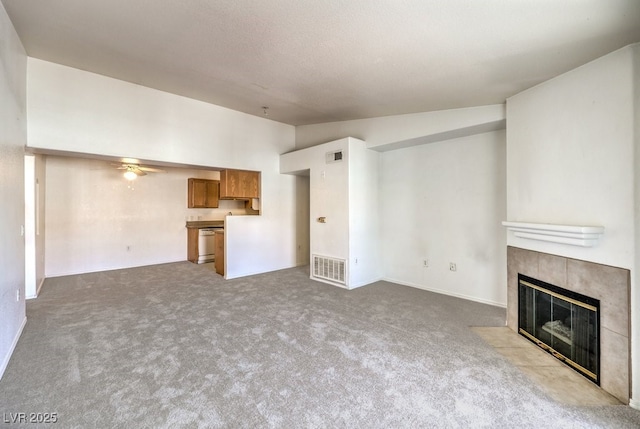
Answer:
top-left (188, 178), bottom-right (220, 208)
top-left (219, 169), bottom-right (260, 199)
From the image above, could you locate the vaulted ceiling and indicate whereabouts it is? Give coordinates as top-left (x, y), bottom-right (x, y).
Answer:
top-left (3, 0), bottom-right (639, 125)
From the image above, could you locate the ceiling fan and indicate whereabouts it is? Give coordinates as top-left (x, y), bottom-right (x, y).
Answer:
top-left (112, 163), bottom-right (166, 180)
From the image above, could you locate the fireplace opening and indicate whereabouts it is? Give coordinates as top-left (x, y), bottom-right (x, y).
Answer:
top-left (518, 274), bottom-right (600, 384)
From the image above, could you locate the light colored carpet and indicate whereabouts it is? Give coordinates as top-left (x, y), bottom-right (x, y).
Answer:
top-left (0, 262), bottom-right (638, 428)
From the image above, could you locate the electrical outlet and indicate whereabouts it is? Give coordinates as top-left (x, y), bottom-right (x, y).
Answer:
top-left (423, 259), bottom-right (429, 267)
top-left (449, 263), bottom-right (457, 272)
top-left (16, 289), bottom-right (20, 302)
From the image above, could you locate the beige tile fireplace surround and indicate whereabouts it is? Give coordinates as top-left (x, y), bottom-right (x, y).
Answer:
top-left (507, 246), bottom-right (631, 404)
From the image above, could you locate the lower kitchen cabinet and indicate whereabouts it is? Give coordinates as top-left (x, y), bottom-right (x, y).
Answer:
top-left (186, 228), bottom-right (199, 263)
top-left (215, 230), bottom-right (225, 276)
top-left (185, 221), bottom-right (224, 265)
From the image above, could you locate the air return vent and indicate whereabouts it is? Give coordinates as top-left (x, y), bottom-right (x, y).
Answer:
top-left (312, 255), bottom-right (346, 285)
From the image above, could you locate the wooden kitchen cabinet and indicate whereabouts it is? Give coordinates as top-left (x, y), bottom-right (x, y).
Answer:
top-left (215, 230), bottom-right (224, 275)
top-left (188, 178), bottom-right (220, 208)
top-left (219, 169), bottom-right (260, 199)
top-left (185, 220), bottom-right (224, 264)
top-left (186, 228), bottom-right (199, 263)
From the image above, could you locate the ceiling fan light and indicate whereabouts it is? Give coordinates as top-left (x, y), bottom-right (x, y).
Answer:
top-left (124, 170), bottom-right (137, 181)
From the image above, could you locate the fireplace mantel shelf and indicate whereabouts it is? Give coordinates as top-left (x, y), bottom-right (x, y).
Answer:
top-left (502, 221), bottom-right (604, 247)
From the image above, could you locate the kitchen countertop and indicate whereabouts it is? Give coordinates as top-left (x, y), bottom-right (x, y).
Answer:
top-left (185, 220), bottom-right (225, 229)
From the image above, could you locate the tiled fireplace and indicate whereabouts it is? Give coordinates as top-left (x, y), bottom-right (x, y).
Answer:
top-left (507, 246), bottom-right (631, 404)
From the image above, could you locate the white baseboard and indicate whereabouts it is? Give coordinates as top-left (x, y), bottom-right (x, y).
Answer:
top-left (0, 316), bottom-right (27, 381)
top-left (36, 277), bottom-right (45, 296)
top-left (382, 277), bottom-right (507, 308)
top-left (226, 262), bottom-right (309, 280)
top-left (629, 397), bottom-right (640, 410)
top-left (348, 276), bottom-right (384, 290)
top-left (26, 278), bottom-right (45, 300)
top-left (45, 258), bottom-right (187, 278)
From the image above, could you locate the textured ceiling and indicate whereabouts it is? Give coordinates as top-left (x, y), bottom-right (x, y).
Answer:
top-left (2, 0), bottom-right (640, 125)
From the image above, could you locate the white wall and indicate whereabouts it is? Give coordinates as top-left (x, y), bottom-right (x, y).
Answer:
top-left (24, 154), bottom-right (46, 298)
top-left (281, 139), bottom-right (351, 265)
top-left (506, 43), bottom-right (639, 408)
top-left (380, 131), bottom-right (507, 306)
top-left (635, 43), bottom-right (640, 412)
top-left (280, 137), bottom-right (382, 288)
top-left (295, 104), bottom-right (505, 150)
top-left (34, 155), bottom-right (46, 292)
top-left (0, 3), bottom-right (27, 379)
top-left (349, 139), bottom-right (381, 287)
top-left (24, 155), bottom-right (35, 297)
top-left (44, 156), bottom-right (250, 277)
top-left (506, 45), bottom-right (636, 268)
top-left (294, 107), bottom-right (507, 304)
top-left (307, 140), bottom-right (351, 266)
top-left (27, 59), bottom-right (298, 279)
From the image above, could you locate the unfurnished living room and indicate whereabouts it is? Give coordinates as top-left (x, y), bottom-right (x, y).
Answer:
top-left (1, 1), bottom-right (640, 427)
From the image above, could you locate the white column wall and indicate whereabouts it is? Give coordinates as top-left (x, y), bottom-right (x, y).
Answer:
top-left (280, 139), bottom-right (351, 268)
top-left (24, 155), bottom-right (36, 297)
top-left (348, 139), bottom-right (381, 288)
top-left (23, 153), bottom-right (45, 299)
top-left (34, 154), bottom-right (46, 294)
top-left (280, 137), bottom-right (382, 288)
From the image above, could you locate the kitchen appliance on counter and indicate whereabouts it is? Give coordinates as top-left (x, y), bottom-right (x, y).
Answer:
top-left (198, 228), bottom-right (223, 264)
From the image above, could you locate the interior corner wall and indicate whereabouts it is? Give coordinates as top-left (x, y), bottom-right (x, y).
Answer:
top-left (506, 43), bottom-right (638, 408)
top-left (34, 154), bottom-right (46, 294)
top-left (24, 155), bottom-right (36, 297)
top-left (0, 3), bottom-right (27, 378)
top-left (632, 43), bottom-right (640, 410)
top-left (380, 131), bottom-right (507, 306)
top-left (348, 139), bottom-right (381, 288)
top-left (24, 153), bottom-right (45, 299)
top-left (27, 58), bottom-right (298, 279)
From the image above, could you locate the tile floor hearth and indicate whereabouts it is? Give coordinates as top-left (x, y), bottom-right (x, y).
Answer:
top-left (472, 327), bottom-right (621, 406)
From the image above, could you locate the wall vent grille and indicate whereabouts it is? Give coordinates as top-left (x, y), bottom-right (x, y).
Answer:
top-left (312, 255), bottom-right (346, 285)
top-left (325, 150), bottom-right (344, 163)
